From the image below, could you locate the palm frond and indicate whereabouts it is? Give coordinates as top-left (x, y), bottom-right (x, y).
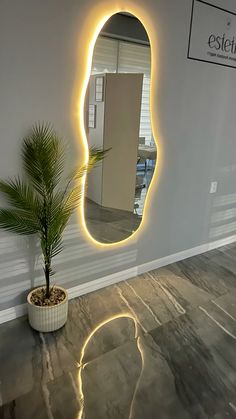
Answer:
top-left (0, 177), bottom-right (40, 214)
top-left (63, 187), bottom-right (82, 215)
top-left (22, 123), bottom-right (65, 196)
top-left (47, 205), bottom-right (69, 243)
top-left (45, 146), bottom-right (109, 256)
top-left (63, 146), bottom-right (110, 199)
top-left (89, 146), bottom-right (110, 166)
top-left (71, 146), bottom-right (110, 181)
top-left (0, 209), bottom-right (39, 235)
top-left (51, 237), bottom-right (63, 259)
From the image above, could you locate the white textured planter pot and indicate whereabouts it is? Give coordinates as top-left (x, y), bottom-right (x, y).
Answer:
top-left (27, 286), bottom-right (68, 332)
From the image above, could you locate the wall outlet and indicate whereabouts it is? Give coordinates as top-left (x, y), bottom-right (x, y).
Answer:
top-left (210, 181), bottom-right (218, 194)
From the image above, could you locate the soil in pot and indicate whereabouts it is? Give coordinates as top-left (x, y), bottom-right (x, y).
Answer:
top-left (30, 287), bottom-right (66, 307)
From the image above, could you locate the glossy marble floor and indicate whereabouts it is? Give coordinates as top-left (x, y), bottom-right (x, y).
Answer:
top-left (1, 243), bottom-right (236, 418)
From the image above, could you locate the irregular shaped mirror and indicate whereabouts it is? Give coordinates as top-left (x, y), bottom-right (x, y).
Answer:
top-left (84, 13), bottom-right (156, 244)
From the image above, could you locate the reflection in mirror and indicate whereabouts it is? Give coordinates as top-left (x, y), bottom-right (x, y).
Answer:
top-left (84, 13), bottom-right (156, 244)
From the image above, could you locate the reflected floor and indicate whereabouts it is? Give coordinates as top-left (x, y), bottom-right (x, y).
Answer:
top-left (1, 243), bottom-right (236, 418)
top-left (85, 199), bottom-right (141, 243)
top-left (85, 166), bottom-right (154, 243)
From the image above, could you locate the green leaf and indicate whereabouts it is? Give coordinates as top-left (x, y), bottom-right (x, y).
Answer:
top-left (69, 147), bottom-right (110, 182)
top-left (0, 209), bottom-right (39, 235)
top-left (0, 177), bottom-right (40, 213)
top-left (22, 122), bottom-right (65, 197)
top-left (51, 237), bottom-right (63, 259)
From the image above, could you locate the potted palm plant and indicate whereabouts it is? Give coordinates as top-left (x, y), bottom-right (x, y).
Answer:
top-left (0, 123), bottom-right (105, 332)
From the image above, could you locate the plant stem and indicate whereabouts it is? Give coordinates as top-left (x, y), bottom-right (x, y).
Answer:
top-left (42, 194), bottom-right (51, 299)
top-left (45, 263), bottom-right (50, 299)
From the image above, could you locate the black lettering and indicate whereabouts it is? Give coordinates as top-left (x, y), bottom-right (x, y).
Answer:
top-left (207, 33), bottom-right (236, 55)
top-left (217, 54), bottom-right (228, 59)
top-left (208, 34), bottom-right (216, 48)
top-left (224, 39), bottom-right (231, 53)
top-left (221, 33), bottom-right (226, 50)
top-left (207, 51), bottom-right (216, 57)
top-left (231, 36), bottom-right (235, 53)
top-left (215, 36), bottom-right (221, 50)
top-left (233, 37), bottom-right (236, 54)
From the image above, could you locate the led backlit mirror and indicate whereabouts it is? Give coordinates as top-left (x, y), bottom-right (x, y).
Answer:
top-left (84, 13), bottom-right (156, 244)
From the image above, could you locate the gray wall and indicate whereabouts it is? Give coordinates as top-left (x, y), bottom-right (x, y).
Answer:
top-left (0, 0), bottom-right (236, 311)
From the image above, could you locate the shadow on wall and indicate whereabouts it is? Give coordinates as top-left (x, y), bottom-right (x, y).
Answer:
top-left (209, 192), bottom-right (236, 240)
top-left (0, 217), bottom-right (138, 311)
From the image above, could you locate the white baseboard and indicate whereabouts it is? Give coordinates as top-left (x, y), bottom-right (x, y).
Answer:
top-left (68, 267), bottom-right (138, 300)
top-left (137, 234), bottom-right (236, 275)
top-left (0, 268), bottom-right (138, 325)
top-left (0, 234), bottom-right (236, 325)
top-left (0, 303), bottom-right (27, 324)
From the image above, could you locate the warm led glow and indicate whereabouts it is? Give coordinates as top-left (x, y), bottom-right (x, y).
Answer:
top-left (77, 313), bottom-right (145, 419)
top-left (75, 3), bottom-right (162, 247)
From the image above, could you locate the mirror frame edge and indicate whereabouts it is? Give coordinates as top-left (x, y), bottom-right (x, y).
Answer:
top-left (76, 5), bottom-right (161, 248)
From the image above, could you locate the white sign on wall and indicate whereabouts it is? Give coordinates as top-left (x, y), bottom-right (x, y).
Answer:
top-left (188, 0), bottom-right (236, 69)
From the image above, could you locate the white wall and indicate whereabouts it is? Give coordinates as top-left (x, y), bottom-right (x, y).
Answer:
top-left (0, 0), bottom-right (236, 312)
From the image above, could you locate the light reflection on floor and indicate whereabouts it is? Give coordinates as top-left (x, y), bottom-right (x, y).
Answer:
top-left (77, 313), bottom-right (145, 419)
